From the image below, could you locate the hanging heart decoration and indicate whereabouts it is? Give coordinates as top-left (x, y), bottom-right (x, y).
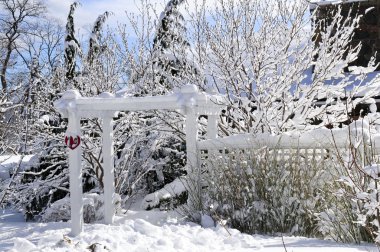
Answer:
top-left (65, 135), bottom-right (81, 150)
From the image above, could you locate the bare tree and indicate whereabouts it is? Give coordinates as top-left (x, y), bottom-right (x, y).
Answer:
top-left (0, 0), bottom-right (45, 91)
top-left (16, 20), bottom-right (65, 75)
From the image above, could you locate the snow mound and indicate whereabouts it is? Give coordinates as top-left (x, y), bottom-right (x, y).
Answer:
top-left (1, 217), bottom-right (376, 252)
top-left (142, 178), bottom-right (186, 210)
top-left (0, 206), bottom-right (377, 252)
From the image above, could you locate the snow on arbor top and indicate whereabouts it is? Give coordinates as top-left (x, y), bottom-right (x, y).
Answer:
top-left (55, 84), bottom-right (226, 118)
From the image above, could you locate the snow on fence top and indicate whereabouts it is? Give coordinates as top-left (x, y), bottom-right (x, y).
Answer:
top-left (198, 119), bottom-right (375, 150)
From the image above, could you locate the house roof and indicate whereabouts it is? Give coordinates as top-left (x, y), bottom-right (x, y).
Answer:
top-left (310, 0), bottom-right (369, 9)
top-left (300, 68), bottom-right (380, 100)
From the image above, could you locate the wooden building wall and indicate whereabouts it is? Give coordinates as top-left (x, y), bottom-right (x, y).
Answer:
top-left (313, 0), bottom-right (380, 71)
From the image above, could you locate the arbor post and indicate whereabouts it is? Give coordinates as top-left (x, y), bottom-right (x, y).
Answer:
top-left (185, 110), bottom-right (199, 209)
top-left (102, 113), bottom-right (115, 224)
top-left (207, 114), bottom-right (218, 164)
top-left (67, 110), bottom-right (83, 236)
top-left (207, 114), bottom-right (218, 139)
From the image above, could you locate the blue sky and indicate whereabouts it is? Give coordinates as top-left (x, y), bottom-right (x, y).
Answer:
top-left (45, 0), bottom-right (164, 31)
top-left (45, 0), bottom-right (216, 32)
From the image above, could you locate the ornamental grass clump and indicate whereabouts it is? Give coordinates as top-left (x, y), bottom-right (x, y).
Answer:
top-left (201, 145), bottom-right (371, 243)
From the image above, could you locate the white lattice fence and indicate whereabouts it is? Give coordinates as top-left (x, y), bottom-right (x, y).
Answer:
top-left (195, 121), bottom-right (380, 235)
top-left (197, 120), bottom-right (380, 170)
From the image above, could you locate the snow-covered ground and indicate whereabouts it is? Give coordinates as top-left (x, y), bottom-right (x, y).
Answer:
top-left (0, 200), bottom-right (377, 252)
top-left (0, 155), bottom-right (38, 180)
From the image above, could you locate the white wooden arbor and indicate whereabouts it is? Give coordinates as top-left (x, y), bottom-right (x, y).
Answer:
top-left (54, 84), bottom-right (224, 236)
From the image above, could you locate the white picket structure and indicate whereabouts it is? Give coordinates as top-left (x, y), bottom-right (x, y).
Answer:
top-left (197, 119), bottom-right (380, 182)
top-left (198, 120), bottom-right (375, 151)
top-left (54, 82), bottom-right (380, 236)
top-left (54, 84), bottom-right (225, 236)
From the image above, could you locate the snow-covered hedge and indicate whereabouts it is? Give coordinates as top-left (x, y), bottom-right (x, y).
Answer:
top-left (199, 144), bottom-right (374, 243)
top-left (201, 148), bottom-right (328, 236)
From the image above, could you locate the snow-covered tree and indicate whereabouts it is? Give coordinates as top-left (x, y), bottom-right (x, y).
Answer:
top-left (64, 2), bottom-right (81, 87)
top-left (0, 0), bottom-right (55, 155)
top-left (114, 0), bottom-right (203, 200)
top-left (187, 0), bottom-right (379, 135)
top-left (8, 3), bottom-right (117, 220)
top-left (87, 11), bottom-right (111, 66)
top-left (0, 0), bottom-right (45, 91)
top-left (132, 0), bottom-right (199, 95)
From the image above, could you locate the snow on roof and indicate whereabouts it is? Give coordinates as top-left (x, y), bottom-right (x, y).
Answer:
top-left (0, 155), bottom-right (38, 180)
top-left (346, 71), bottom-right (380, 96)
top-left (310, 0), bottom-right (369, 9)
top-left (299, 66), bottom-right (380, 98)
top-left (325, 71), bottom-right (380, 96)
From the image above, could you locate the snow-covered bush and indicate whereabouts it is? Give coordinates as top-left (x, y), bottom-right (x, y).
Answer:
top-left (185, 0), bottom-right (380, 135)
top-left (315, 120), bottom-right (380, 243)
top-left (201, 148), bottom-right (334, 236)
top-left (113, 110), bottom-right (187, 197)
top-left (314, 152), bottom-right (368, 243)
top-left (115, 0), bottom-right (195, 200)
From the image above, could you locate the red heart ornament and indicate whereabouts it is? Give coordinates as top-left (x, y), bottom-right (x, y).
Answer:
top-left (65, 135), bottom-right (81, 150)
